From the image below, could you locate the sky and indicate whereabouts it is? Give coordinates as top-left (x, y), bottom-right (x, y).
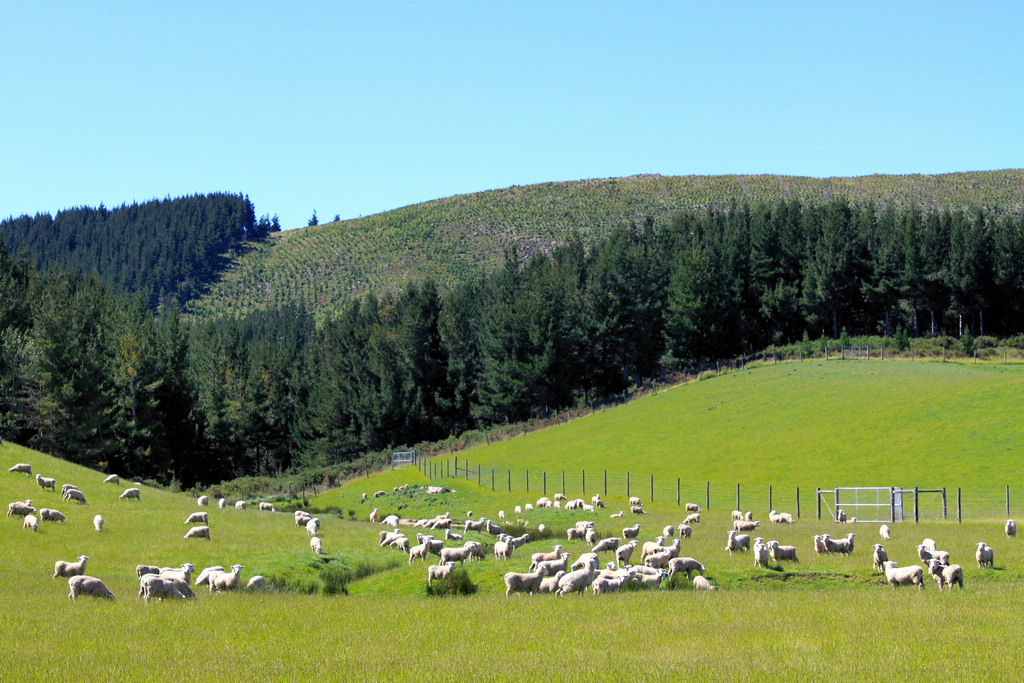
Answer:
top-left (3, 2), bottom-right (1023, 230)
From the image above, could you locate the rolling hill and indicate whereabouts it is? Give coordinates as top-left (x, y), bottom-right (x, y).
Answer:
top-left (186, 170), bottom-right (1024, 319)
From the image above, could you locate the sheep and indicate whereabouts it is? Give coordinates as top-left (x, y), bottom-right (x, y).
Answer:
top-left (872, 544), bottom-right (889, 572)
top-left (591, 569), bottom-right (635, 595)
top-left (391, 536), bottom-right (410, 553)
top-left (306, 518), bottom-right (321, 537)
top-left (493, 539), bottom-right (513, 561)
top-left (592, 537), bottom-right (620, 554)
top-left (8, 500), bottom-right (36, 517)
top-left (676, 523), bottom-right (693, 539)
top-left (921, 538), bottom-right (937, 552)
top-left (634, 568), bottom-right (668, 588)
top-left (61, 484), bottom-right (79, 497)
top-left (310, 536), bottom-right (323, 554)
top-left (554, 493), bottom-right (567, 502)
top-left (591, 494), bottom-right (605, 508)
top-left (410, 543), bottom-right (431, 563)
top-left (536, 497), bottom-right (552, 508)
top-left (883, 561), bottom-right (924, 590)
top-left (629, 496), bottom-right (642, 507)
top-left (140, 575), bottom-right (185, 602)
top-left (630, 505), bottom-right (646, 515)
top-left (234, 500), bottom-right (247, 510)
top-left (684, 502), bottom-right (701, 513)
top-left (622, 524), bottom-right (642, 540)
top-left (184, 511), bottom-right (208, 525)
top-left (379, 529), bottom-right (403, 546)
top-left (879, 524), bottom-right (891, 541)
top-left (584, 528), bottom-right (599, 546)
top-left (917, 545), bottom-right (950, 566)
top-left (610, 511), bottom-right (623, 519)
top-left (259, 502), bottom-right (275, 512)
top-left (536, 553), bottom-right (573, 577)
top-left (444, 529), bottom-right (462, 542)
top-left (926, 559), bottom-right (964, 591)
top-left (682, 513), bottom-right (701, 526)
top-left (64, 489), bottom-right (86, 504)
top-left (136, 564), bottom-right (161, 578)
top-left (92, 514), bottom-right (103, 532)
top-left (645, 550), bottom-right (672, 570)
top-left (439, 545), bottom-right (474, 567)
top-left (103, 474), bottom-right (120, 484)
top-left (524, 503), bottom-right (534, 511)
top-left (197, 495), bottom-right (208, 506)
top-left (836, 509), bottom-right (847, 523)
top-left (374, 489), bottom-right (386, 498)
top-left (768, 510), bottom-right (793, 524)
top-left (662, 524), bottom-right (675, 538)
top-left (752, 540), bottom-right (770, 568)
top-left (767, 540), bottom-right (798, 563)
top-left (508, 533), bottom-right (531, 549)
top-left (245, 576), bottom-right (266, 591)
top-left (745, 511), bottom-right (754, 521)
top-left (537, 524), bottom-right (546, 534)
top-left (574, 520), bottom-right (595, 530)
top-left (35, 474), bottom-right (56, 492)
top-left (563, 498), bottom-right (584, 511)
top-left (292, 511), bottom-right (312, 528)
top-left (733, 519), bottom-right (759, 532)
top-left (826, 533), bottom-right (856, 555)
top-left (616, 540), bottom-right (638, 568)
top-left (23, 514), bottom-right (38, 532)
top-left (194, 565), bottom-right (225, 586)
top-left (54, 555), bottom-right (89, 579)
top-left (39, 508), bottom-right (65, 522)
top-left (529, 545), bottom-right (565, 571)
top-left (427, 561), bottom-right (457, 588)
top-left (667, 556), bottom-right (706, 580)
top-left (976, 542), bottom-right (994, 568)
top-left (555, 557), bottom-right (600, 595)
top-left (813, 534), bottom-right (830, 555)
top-left (570, 553), bottom-right (599, 572)
top-left (693, 575), bottom-right (718, 591)
top-left (68, 575), bottom-right (115, 600)
top-left (218, 498), bottom-right (226, 509)
top-left (640, 537), bottom-right (667, 563)
top-left (9, 463), bottom-right (31, 475)
top-left (1006, 519), bottom-right (1016, 539)
top-left (183, 525), bottom-right (211, 540)
top-left (209, 564), bottom-right (244, 592)
top-left (464, 518), bottom-right (486, 532)
top-left (497, 510), bottom-right (505, 520)
top-left (731, 510), bottom-right (744, 521)
top-left (485, 519), bottom-right (502, 536)
top-left (119, 487), bottom-right (141, 501)
top-left (726, 530), bottom-right (750, 553)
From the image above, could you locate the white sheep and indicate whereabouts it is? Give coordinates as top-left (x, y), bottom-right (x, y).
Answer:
top-left (9, 463), bottom-right (32, 475)
top-left (555, 557), bottom-right (600, 595)
top-left (752, 540), bottom-right (770, 568)
top-left (61, 484), bottom-right (79, 497)
top-left (768, 510), bottom-right (793, 524)
top-left (640, 537), bottom-right (667, 563)
top-left (8, 501), bottom-right (35, 517)
top-left (194, 565), bottom-right (225, 586)
top-left (826, 533), bottom-right (856, 555)
top-left (584, 528), bottom-right (598, 546)
top-left (23, 514), bottom-right (39, 532)
top-left (926, 559), bottom-right (964, 591)
top-left (295, 512), bottom-right (313, 527)
top-left (374, 489), bottom-right (386, 498)
top-left (259, 502), bottom-right (275, 512)
top-left (427, 561), bottom-right (457, 588)
top-left (610, 511), bottom-right (623, 519)
top-left (503, 566), bottom-right (550, 597)
top-left (745, 511), bottom-right (753, 521)
top-left (234, 500), bottom-right (247, 510)
top-left (529, 545), bottom-right (565, 571)
top-left (35, 474), bottom-right (56, 492)
top-left (524, 503), bottom-right (534, 511)
top-left (633, 568), bottom-right (668, 588)
top-left (39, 508), bottom-right (66, 523)
top-left (814, 534), bottom-right (830, 555)
top-left (1005, 520), bottom-right (1016, 539)
top-left (883, 561), bottom-right (924, 589)
top-left (119, 487), bottom-right (141, 501)
top-left (571, 552), bottom-right (599, 572)
top-left (836, 509), bottom-right (847, 523)
top-left (645, 550), bottom-right (672, 570)
top-left (630, 505), bottom-right (645, 515)
top-left (615, 540), bottom-right (638, 568)
top-left (976, 542), bottom-right (994, 568)
top-left (733, 519), bottom-right (759, 532)
top-left (209, 564), bottom-right (244, 592)
top-left (439, 545), bottom-right (474, 567)
top-left (64, 489), bottom-right (86, 504)
top-left (311, 536), bottom-right (323, 554)
top-left (662, 524), bottom-right (675, 538)
top-left (368, 508), bottom-right (379, 523)
top-left (879, 524), bottom-right (891, 541)
top-left (493, 539), bottom-right (513, 561)
top-left (218, 498), bottom-right (226, 509)
top-left (444, 529), bottom-right (462, 542)
top-left (917, 544), bottom-right (950, 565)
top-left (921, 538), bottom-right (937, 552)
top-left (136, 564), bottom-right (161, 578)
top-left (197, 495), bottom-right (208, 506)
top-left (183, 525), bottom-right (211, 540)
top-left (622, 524), bottom-right (642, 540)
top-left (54, 555), bottom-right (89, 579)
top-left (683, 513), bottom-right (701, 525)
top-left (767, 540), bottom-right (798, 563)
top-left (667, 556), bottom-right (706, 580)
top-left (157, 563), bottom-right (196, 584)
top-left (409, 543), bottom-right (431, 563)
top-left (726, 530), bottom-right (750, 553)
top-left (692, 575), bottom-right (718, 591)
top-left (245, 575), bottom-right (266, 591)
top-left (592, 537), bottom-right (620, 554)
top-left (103, 474), bottom-right (120, 484)
top-left (306, 518), bottom-right (321, 536)
top-left (731, 510), bottom-right (744, 521)
top-left (68, 575), bottom-right (115, 600)
top-left (872, 544), bottom-right (889, 572)
top-left (677, 523), bottom-right (692, 539)
top-left (592, 494), bottom-right (605, 508)
top-left (537, 553), bottom-right (573, 576)
top-left (92, 514), bottom-right (103, 532)
top-left (140, 575), bottom-right (185, 602)
top-left (536, 497), bottom-right (552, 508)
top-left (185, 511), bottom-right (209, 525)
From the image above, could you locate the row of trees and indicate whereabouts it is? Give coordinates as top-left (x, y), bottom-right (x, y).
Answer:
top-left (3, 198), bottom-right (1024, 485)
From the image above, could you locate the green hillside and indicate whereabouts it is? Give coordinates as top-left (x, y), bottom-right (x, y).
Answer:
top-left (186, 170), bottom-right (1024, 319)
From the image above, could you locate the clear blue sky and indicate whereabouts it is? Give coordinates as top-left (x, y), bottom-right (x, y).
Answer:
top-left (3, 2), bottom-right (1022, 230)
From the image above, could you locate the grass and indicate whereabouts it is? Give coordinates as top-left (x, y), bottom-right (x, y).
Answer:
top-left (5, 360), bottom-right (1024, 678)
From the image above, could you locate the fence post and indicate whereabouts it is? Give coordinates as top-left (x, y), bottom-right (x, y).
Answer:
top-left (526, 470), bottom-right (529, 493)
top-left (491, 469), bottom-right (494, 491)
top-left (478, 464), bottom-right (481, 486)
top-left (914, 486), bottom-right (919, 523)
top-left (816, 488), bottom-right (821, 521)
top-left (1007, 485), bottom-right (1011, 516)
top-left (769, 484), bottom-right (773, 512)
top-left (706, 481), bottom-right (710, 510)
top-left (796, 487), bottom-right (800, 518)
top-left (455, 457), bottom-right (458, 478)
top-left (942, 487), bottom-right (946, 520)
top-left (957, 487), bottom-right (962, 523)
top-left (677, 477), bottom-right (680, 507)
top-left (507, 469), bottom-right (511, 492)
top-left (627, 472), bottom-right (630, 499)
top-left (582, 470), bottom-right (585, 495)
top-left (650, 474), bottom-right (654, 502)
top-left (562, 471), bottom-right (565, 496)
top-left (834, 487), bottom-right (839, 521)
top-left (736, 483), bottom-right (740, 512)
top-left (543, 471), bottom-right (547, 495)
top-left (604, 470), bottom-right (607, 497)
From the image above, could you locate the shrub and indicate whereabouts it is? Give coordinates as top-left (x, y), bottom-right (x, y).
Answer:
top-left (893, 325), bottom-right (910, 352)
top-left (426, 568), bottom-right (476, 597)
top-left (959, 331), bottom-right (975, 356)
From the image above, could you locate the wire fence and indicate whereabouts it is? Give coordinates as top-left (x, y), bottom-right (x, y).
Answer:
top-left (415, 457), bottom-right (1022, 522)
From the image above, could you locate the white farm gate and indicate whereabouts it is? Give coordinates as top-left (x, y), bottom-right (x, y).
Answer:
top-left (817, 486), bottom-right (947, 523)
top-left (391, 450), bottom-right (417, 470)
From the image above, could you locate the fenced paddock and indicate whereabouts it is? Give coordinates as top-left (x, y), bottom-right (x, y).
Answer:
top-left (417, 456), bottom-right (1022, 522)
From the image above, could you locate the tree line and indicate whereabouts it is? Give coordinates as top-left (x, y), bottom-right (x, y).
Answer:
top-left (2, 198), bottom-right (1024, 486)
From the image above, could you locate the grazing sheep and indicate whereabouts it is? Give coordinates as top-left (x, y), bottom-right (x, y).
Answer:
top-left (745, 511), bottom-right (754, 521)
top-left (872, 544), bottom-right (889, 572)
top-left (640, 537), bottom-right (667, 563)
top-left (185, 512), bottom-right (208, 525)
top-left (592, 569), bottom-right (635, 595)
top-left (218, 498), bottom-right (226, 509)
top-left (662, 525), bottom-right (675, 538)
top-left (54, 555), bottom-right (89, 579)
top-left (61, 484), bottom-right (79, 497)
top-left (245, 576), bottom-right (266, 591)
top-left (629, 496), bottom-right (642, 507)
top-left (768, 510), bottom-right (793, 524)
top-left (35, 474), bottom-right (56, 492)
top-left (293, 511), bottom-right (312, 527)
top-left (68, 575), bottom-right (115, 600)
top-left (622, 524), bottom-right (642, 540)
top-left (444, 529), bottom-right (462, 542)
top-left (537, 553), bottom-right (573, 577)
top-left (92, 514), bottom-right (103, 532)
top-left (554, 493), bottom-right (567, 502)
top-left (39, 508), bottom-right (66, 523)
top-left (64, 489), bottom-right (87, 504)
top-left (825, 533), bottom-right (856, 555)
top-left (883, 561), bottom-right (924, 590)
top-left (485, 519), bottom-right (502, 536)
top-left (234, 500), bottom-right (247, 510)
top-left (529, 545), bottom-right (565, 571)
top-left (8, 501), bottom-right (36, 517)
top-left (391, 536), bottom-right (411, 553)
top-left (259, 502), bottom-right (275, 512)
top-left (630, 505), bottom-right (646, 515)
top-left (733, 519), bottom-right (759, 532)
top-left (536, 497), bottom-right (553, 508)
top-left (591, 494), bottom-right (605, 509)
top-left (524, 503), bottom-right (534, 511)
top-left (23, 514), bottom-right (39, 532)
top-left (584, 528), bottom-right (598, 546)
top-left (103, 474), bottom-right (120, 484)
top-left (209, 564), bottom-right (245, 592)
top-left (693, 575), bottom-right (718, 591)
top-left (311, 536), bottom-right (323, 554)
top-left (976, 542), bottom-right (994, 568)
top-left (374, 490), bottom-right (386, 498)
top-left (136, 564), bottom-right (160, 578)
top-left (732, 510), bottom-right (744, 521)
top-left (504, 566), bottom-right (551, 597)
top-left (634, 568), bottom-right (668, 588)
top-left (836, 509), bottom-right (847, 523)
top-left (926, 559), bottom-right (964, 591)
top-left (439, 546), bottom-right (474, 567)
top-left (879, 524), bottom-right (891, 541)
top-left (667, 556), bottom-right (706, 580)
top-left (379, 530), bottom-right (403, 546)
top-left (555, 558), bottom-right (600, 596)
top-left (645, 550), bottom-right (672, 570)
top-left (615, 540), bottom-right (638, 568)
top-left (183, 525), bottom-right (211, 540)
top-left (140, 575), bottom-right (185, 602)
top-left (361, 492), bottom-right (368, 503)
top-left (194, 566), bottom-right (225, 586)
top-left (917, 545), bottom-right (950, 566)
top-left (306, 518), bottom-right (321, 536)
top-left (570, 552), bottom-right (600, 572)
top-left (119, 487), bottom-right (141, 501)
top-left (921, 538), bottom-right (937, 552)
top-left (685, 502), bottom-right (701, 513)
top-left (1006, 520), bottom-right (1016, 539)
top-left (427, 561), bottom-right (457, 588)
top-left (683, 513), bottom-right (701, 525)
top-left (197, 495), bottom-right (208, 506)
top-left (726, 530), bottom-right (750, 553)
top-left (592, 537), bottom-right (620, 554)
top-left (677, 524), bottom-right (693, 539)
top-left (767, 540), bottom-right (798, 563)
top-left (9, 463), bottom-right (32, 475)
top-left (537, 524), bottom-right (546, 534)
top-left (497, 510), bottom-right (505, 520)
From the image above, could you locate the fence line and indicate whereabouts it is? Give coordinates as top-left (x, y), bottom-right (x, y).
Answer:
top-left (418, 458), bottom-right (1020, 522)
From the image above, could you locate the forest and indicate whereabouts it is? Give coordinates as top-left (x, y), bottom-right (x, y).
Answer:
top-left (2, 198), bottom-right (1024, 486)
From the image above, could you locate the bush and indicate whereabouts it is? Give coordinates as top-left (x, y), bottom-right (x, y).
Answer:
top-left (959, 331), bottom-right (975, 356)
top-left (893, 325), bottom-right (910, 352)
top-left (426, 568), bottom-right (476, 597)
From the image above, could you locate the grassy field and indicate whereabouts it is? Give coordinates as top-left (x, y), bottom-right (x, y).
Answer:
top-left (4, 360), bottom-right (1024, 679)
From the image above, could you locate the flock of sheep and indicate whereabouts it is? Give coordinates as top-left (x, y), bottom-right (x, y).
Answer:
top-left (7, 462), bottom-right (267, 601)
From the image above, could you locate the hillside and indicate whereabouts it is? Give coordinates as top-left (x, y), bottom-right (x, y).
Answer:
top-left (187, 170), bottom-right (1024, 319)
